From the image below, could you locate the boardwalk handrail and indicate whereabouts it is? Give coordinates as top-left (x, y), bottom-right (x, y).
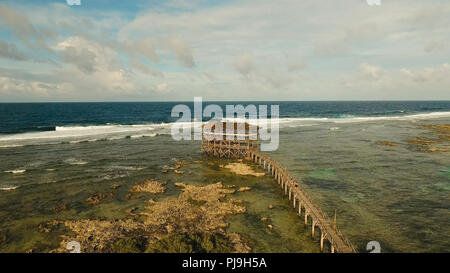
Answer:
top-left (251, 151), bottom-right (357, 253)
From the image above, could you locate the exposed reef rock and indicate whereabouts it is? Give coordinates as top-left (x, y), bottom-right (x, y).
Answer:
top-left (129, 179), bottom-right (166, 194)
top-left (38, 220), bottom-right (63, 233)
top-left (53, 182), bottom-right (250, 253)
top-left (223, 162), bottom-right (265, 177)
top-left (56, 219), bottom-right (146, 253)
top-left (237, 187), bottom-right (251, 192)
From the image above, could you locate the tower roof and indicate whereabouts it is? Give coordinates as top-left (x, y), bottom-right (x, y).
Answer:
top-left (202, 121), bottom-right (259, 138)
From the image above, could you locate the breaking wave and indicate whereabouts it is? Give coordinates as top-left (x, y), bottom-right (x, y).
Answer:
top-left (0, 111), bottom-right (449, 148)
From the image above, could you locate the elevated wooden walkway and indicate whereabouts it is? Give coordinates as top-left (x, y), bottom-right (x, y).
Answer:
top-left (249, 151), bottom-right (357, 253)
top-left (200, 121), bottom-right (356, 253)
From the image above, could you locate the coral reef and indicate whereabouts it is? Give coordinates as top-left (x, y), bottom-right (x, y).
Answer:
top-left (407, 124), bottom-right (450, 152)
top-left (52, 182), bottom-right (250, 253)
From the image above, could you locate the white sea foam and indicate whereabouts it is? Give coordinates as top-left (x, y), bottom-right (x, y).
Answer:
top-left (4, 169), bottom-right (26, 174)
top-left (0, 124), bottom-right (160, 142)
top-left (130, 133), bottom-right (157, 138)
top-left (278, 111), bottom-right (450, 125)
top-left (0, 111), bottom-right (448, 147)
top-left (0, 185), bottom-right (19, 191)
top-left (0, 144), bottom-right (24, 148)
top-left (64, 159), bottom-right (88, 165)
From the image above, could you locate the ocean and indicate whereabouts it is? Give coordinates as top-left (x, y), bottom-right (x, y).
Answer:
top-left (0, 101), bottom-right (449, 252)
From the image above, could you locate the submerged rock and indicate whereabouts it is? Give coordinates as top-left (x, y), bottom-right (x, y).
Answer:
top-left (407, 138), bottom-right (437, 145)
top-left (145, 233), bottom-right (243, 253)
top-left (86, 193), bottom-right (107, 205)
top-left (428, 147), bottom-right (450, 152)
top-left (407, 124), bottom-right (450, 152)
top-left (379, 141), bottom-right (397, 147)
top-left (50, 203), bottom-right (68, 213)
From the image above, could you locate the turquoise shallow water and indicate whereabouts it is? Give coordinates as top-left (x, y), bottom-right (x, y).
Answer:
top-left (267, 119), bottom-right (450, 252)
top-left (0, 117), bottom-right (449, 252)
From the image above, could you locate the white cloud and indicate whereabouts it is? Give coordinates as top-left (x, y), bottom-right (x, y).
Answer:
top-left (0, 0), bottom-right (450, 101)
top-left (123, 38), bottom-right (159, 62)
top-left (156, 83), bottom-right (169, 92)
top-left (163, 37), bottom-right (195, 67)
top-left (130, 60), bottom-right (163, 77)
top-left (0, 40), bottom-right (29, 61)
top-left (234, 54), bottom-right (253, 77)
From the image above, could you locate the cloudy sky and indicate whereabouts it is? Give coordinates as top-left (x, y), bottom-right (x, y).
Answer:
top-left (0, 0), bottom-right (449, 102)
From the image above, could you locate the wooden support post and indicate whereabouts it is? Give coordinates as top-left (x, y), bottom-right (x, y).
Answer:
top-left (311, 219), bottom-right (315, 237)
top-left (289, 188), bottom-right (292, 200)
top-left (331, 244), bottom-right (335, 253)
top-left (293, 195), bottom-right (296, 208)
top-left (333, 209), bottom-right (337, 231)
top-left (298, 202), bottom-right (302, 215)
top-left (304, 210), bottom-right (308, 224)
top-left (320, 232), bottom-right (325, 251)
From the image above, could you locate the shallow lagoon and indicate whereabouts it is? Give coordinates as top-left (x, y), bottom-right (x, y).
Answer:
top-left (0, 117), bottom-right (449, 252)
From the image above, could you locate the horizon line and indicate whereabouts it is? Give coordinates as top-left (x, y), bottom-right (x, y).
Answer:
top-left (1, 99), bottom-right (450, 103)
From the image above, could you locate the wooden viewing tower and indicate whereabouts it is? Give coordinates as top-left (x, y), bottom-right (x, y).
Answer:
top-left (201, 121), bottom-right (259, 159)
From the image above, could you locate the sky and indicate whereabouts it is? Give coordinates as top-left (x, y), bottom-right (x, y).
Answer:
top-left (0, 0), bottom-right (449, 102)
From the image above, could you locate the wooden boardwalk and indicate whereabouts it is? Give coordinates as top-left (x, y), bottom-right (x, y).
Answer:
top-left (249, 151), bottom-right (357, 253)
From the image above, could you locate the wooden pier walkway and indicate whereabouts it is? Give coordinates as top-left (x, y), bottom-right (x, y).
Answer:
top-left (249, 151), bottom-right (357, 253)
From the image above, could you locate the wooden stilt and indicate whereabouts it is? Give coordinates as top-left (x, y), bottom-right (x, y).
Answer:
top-left (312, 219), bottom-right (315, 237)
top-left (333, 209), bottom-right (337, 231)
top-left (320, 232), bottom-right (325, 251)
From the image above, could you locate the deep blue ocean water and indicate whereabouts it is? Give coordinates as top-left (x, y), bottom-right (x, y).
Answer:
top-left (1, 101), bottom-right (449, 134)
